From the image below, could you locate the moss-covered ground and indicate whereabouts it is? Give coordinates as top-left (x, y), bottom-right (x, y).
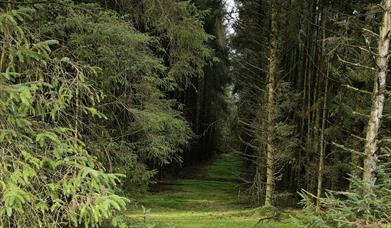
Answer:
top-left (126, 153), bottom-right (299, 227)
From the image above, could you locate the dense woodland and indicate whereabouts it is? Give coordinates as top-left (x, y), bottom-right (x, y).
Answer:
top-left (0, 0), bottom-right (391, 227)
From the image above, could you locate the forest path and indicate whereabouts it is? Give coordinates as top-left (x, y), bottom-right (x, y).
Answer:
top-left (125, 153), bottom-right (297, 227)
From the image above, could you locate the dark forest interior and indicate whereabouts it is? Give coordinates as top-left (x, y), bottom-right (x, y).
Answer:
top-left (1, 0), bottom-right (391, 227)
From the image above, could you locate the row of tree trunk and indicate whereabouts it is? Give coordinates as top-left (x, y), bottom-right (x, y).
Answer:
top-left (235, 0), bottom-right (391, 206)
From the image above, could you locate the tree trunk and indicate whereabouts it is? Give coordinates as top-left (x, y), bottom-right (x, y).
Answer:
top-left (316, 63), bottom-right (329, 209)
top-left (264, 0), bottom-right (278, 207)
top-left (363, 0), bottom-right (391, 194)
top-left (316, 7), bottom-right (328, 208)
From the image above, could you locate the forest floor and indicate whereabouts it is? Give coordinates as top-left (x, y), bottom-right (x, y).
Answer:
top-left (125, 153), bottom-right (299, 227)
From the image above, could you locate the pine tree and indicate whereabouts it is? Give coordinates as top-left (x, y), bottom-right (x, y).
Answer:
top-left (363, 0), bottom-right (391, 195)
top-left (264, 0), bottom-right (278, 207)
top-left (0, 6), bottom-right (128, 227)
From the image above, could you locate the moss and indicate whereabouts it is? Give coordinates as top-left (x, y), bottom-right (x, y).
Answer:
top-left (126, 153), bottom-right (299, 227)
top-left (253, 206), bottom-right (280, 217)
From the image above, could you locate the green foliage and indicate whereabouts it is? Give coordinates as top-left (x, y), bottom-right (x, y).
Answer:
top-left (40, 1), bottom-right (191, 189)
top-left (296, 158), bottom-right (391, 227)
top-left (126, 0), bottom-right (214, 87)
top-left (0, 6), bottom-right (129, 227)
top-left (0, 0), bottom-right (228, 226)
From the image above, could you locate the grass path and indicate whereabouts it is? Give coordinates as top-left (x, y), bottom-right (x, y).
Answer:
top-left (126, 153), bottom-right (298, 228)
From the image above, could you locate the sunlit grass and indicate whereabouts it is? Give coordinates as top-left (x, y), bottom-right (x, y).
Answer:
top-left (126, 153), bottom-right (299, 227)
top-left (127, 209), bottom-right (299, 228)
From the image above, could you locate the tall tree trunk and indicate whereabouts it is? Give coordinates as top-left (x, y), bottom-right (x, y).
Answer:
top-left (316, 63), bottom-right (329, 208)
top-left (264, 0), bottom-right (278, 207)
top-left (316, 7), bottom-right (328, 208)
top-left (363, 0), bottom-right (391, 194)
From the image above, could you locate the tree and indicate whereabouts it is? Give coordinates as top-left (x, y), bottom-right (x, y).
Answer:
top-left (264, 0), bottom-right (278, 207)
top-left (0, 0), bottom-right (223, 226)
top-left (0, 6), bottom-right (128, 227)
top-left (363, 0), bottom-right (391, 194)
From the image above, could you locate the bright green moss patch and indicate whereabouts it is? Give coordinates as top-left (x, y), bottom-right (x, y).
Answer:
top-left (127, 211), bottom-right (298, 228)
top-left (126, 153), bottom-right (299, 227)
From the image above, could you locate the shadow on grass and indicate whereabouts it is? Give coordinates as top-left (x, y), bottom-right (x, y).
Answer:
top-left (126, 153), bottom-right (300, 227)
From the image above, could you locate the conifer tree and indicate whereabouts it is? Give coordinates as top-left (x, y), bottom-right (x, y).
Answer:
top-left (363, 0), bottom-right (391, 194)
top-left (264, 0), bottom-right (278, 207)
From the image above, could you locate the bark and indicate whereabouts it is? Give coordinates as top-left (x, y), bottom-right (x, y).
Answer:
top-left (316, 63), bottom-right (329, 209)
top-left (316, 7), bottom-right (328, 208)
top-left (264, 0), bottom-right (278, 207)
top-left (363, 0), bottom-right (391, 194)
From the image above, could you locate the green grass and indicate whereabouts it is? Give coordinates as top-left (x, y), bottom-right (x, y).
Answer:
top-left (126, 153), bottom-right (299, 227)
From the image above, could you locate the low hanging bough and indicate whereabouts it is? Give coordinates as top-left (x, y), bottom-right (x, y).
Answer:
top-left (0, 6), bottom-right (129, 227)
